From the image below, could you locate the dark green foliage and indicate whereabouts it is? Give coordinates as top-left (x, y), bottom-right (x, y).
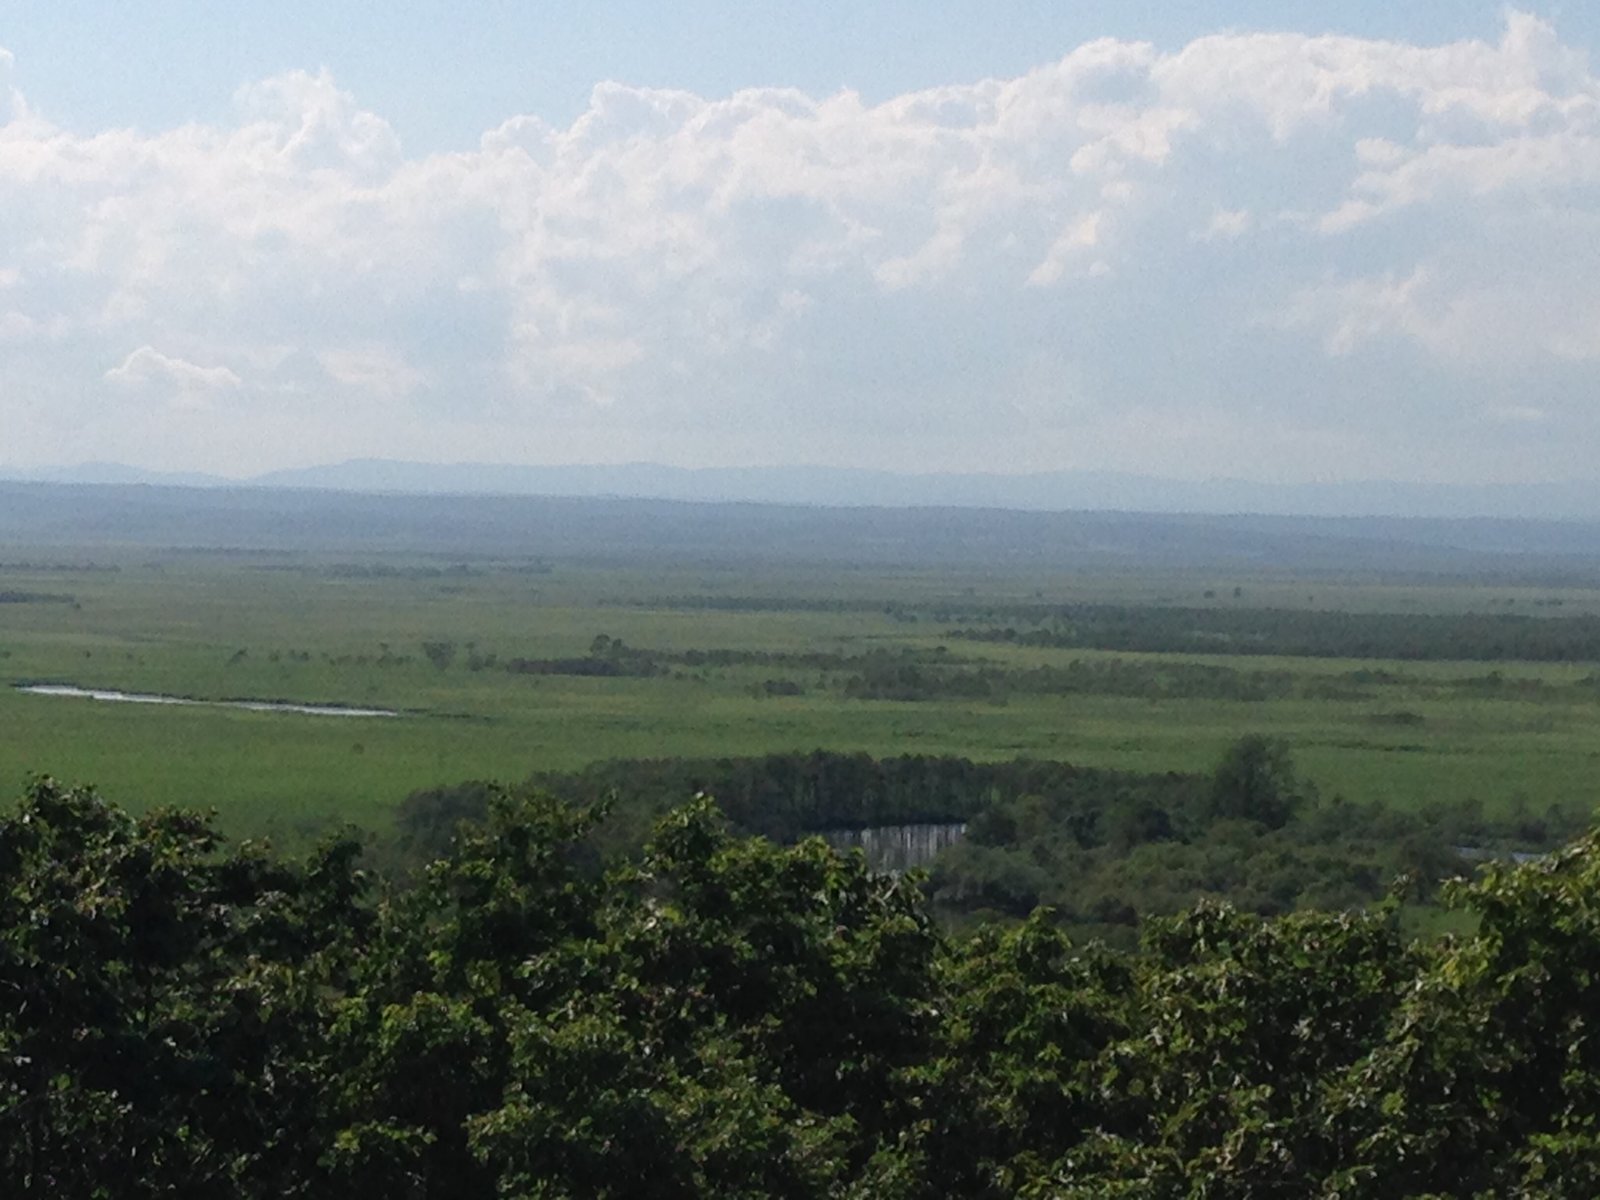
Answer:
top-left (445, 624), bottom-right (1600, 710)
top-left (503, 634), bottom-right (662, 679)
top-left (0, 778), bottom-right (368, 1197)
top-left (844, 656), bottom-right (1303, 704)
top-left (12, 777), bottom-right (1600, 1196)
top-left (758, 678), bottom-right (804, 696)
top-left (843, 659), bottom-right (997, 702)
top-left (527, 750), bottom-right (1011, 845)
top-left (1204, 734), bottom-right (1302, 827)
top-left (391, 746), bottom-right (1588, 934)
top-left (950, 601), bottom-right (1600, 662)
top-left (392, 778), bottom-right (503, 867)
top-left (420, 640), bottom-right (457, 670)
top-left (930, 739), bottom-right (1586, 933)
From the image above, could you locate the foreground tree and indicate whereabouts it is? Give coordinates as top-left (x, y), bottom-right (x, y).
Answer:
top-left (6, 777), bottom-right (1600, 1196)
top-left (0, 778), bottom-right (367, 1197)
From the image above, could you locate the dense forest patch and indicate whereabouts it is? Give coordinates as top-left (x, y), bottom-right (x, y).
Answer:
top-left (610, 592), bottom-right (1600, 662)
top-left (393, 744), bottom-right (1587, 938)
top-left (949, 601), bottom-right (1600, 661)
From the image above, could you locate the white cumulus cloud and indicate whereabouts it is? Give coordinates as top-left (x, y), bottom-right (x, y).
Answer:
top-left (105, 346), bottom-right (243, 410)
top-left (2, 13), bottom-right (1600, 481)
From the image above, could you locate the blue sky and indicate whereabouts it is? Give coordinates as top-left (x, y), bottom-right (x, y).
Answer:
top-left (11, 2), bottom-right (1596, 151)
top-left (3, 4), bottom-right (1600, 482)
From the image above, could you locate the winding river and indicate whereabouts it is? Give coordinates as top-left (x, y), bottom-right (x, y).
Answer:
top-left (15, 683), bottom-right (400, 718)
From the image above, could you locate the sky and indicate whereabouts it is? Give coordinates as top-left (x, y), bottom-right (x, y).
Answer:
top-left (3, 2), bottom-right (1600, 482)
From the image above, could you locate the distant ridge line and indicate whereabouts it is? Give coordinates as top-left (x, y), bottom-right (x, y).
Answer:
top-left (3, 459), bottom-right (1599, 521)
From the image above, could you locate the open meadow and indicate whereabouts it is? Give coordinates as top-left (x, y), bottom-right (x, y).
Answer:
top-left (6, 507), bottom-right (1600, 849)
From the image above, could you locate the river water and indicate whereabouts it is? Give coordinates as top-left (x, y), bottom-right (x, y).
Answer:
top-left (15, 684), bottom-right (399, 718)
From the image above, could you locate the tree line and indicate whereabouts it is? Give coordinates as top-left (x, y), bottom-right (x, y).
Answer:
top-left (949, 601), bottom-right (1600, 662)
top-left (421, 631), bottom-right (1600, 704)
top-left (393, 745), bottom-right (1588, 936)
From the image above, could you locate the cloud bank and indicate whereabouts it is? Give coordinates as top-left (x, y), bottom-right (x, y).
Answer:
top-left (1, 13), bottom-right (1597, 482)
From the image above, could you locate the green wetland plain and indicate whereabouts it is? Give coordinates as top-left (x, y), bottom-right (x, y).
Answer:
top-left (6, 481), bottom-right (1600, 860)
top-left (2, 547), bottom-right (1598, 837)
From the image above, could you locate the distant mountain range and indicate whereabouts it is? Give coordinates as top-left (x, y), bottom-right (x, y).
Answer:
top-left (8, 477), bottom-right (1600, 577)
top-left (4, 459), bottom-right (1598, 521)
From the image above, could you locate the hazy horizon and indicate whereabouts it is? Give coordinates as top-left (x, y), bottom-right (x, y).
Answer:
top-left (5, 4), bottom-right (1600, 489)
top-left (8, 458), bottom-right (1600, 523)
